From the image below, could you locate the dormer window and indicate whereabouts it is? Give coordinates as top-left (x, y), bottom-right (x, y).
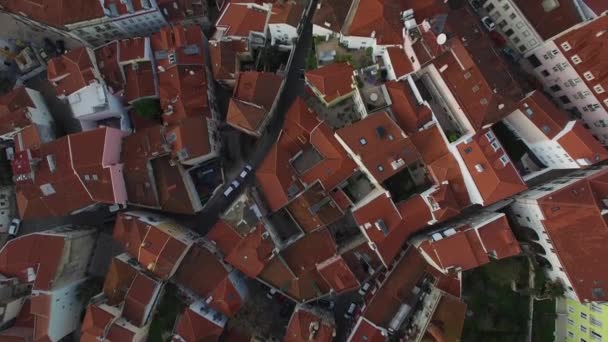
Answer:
top-left (584, 71), bottom-right (595, 81)
top-left (560, 41), bottom-right (571, 51)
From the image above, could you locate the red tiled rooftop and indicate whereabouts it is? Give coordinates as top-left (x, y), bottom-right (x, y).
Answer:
top-left (286, 182), bottom-right (344, 233)
top-left (583, 0), bottom-right (608, 14)
top-left (385, 81), bottom-right (432, 134)
top-left (312, 0), bottom-right (352, 32)
top-left (344, 0), bottom-right (407, 45)
top-left (0, 86), bottom-right (35, 136)
top-left (174, 244), bottom-right (229, 299)
top-left (456, 128), bottom-right (527, 205)
top-left (206, 273), bottom-right (245, 317)
top-left (316, 255), bottom-right (360, 294)
top-left (47, 47), bottom-right (97, 96)
top-left (151, 25), bottom-right (205, 69)
top-left (206, 219), bottom-right (243, 256)
top-left (512, 0), bottom-right (581, 40)
top-left (0, 0), bottom-right (104, 27)
top-left (477, 214), bottom-right (521, 259)
top-left (0, 233), bottom-right (64, 291)
top-left (209, 40), bottom-right (249, 82)
top-left (348, 317), bottom-right (387, 342)
top-left (517, 91), bottom-right (569, 140)
top-left (81, 304), bottom-right (117, 341)
top-left (113, 213), bottom-right (190, 280)
top-left (385, 47), bottom-right (414, 79)
top-left (166, 115), bottom-right (213, 163)
top-left (336, 111), bottom-right (420, 183)
top-left (305, 63), bottom-right (354, 103)
top-left (103, 256), bottom-right (139, 305)
top-left (95, 41), bottom-right (124, 94)
top-left (285, 306), bottom-right (335, 342)
top-left (123, 272), bottom-right (161, 327)
top-left (216, 3), bottom-right (268, 37)
top-left (269, 2), bottom-right (304, 26)
top-left (281, 229), bottom-right (337, 276)
top-left (106, 322), bottom-right (136, 341)
top-left (173, 306), bottom-right (224, 342)
top-left (159, 64), bottom-right (208, 125)
top-left (258, 258), bottom-right (331, 302)
top-left (558, 121), bottom-right (608, 164)
top-left (124, 61), bottom-right (157, 103)
top-left (420, 229), bottom-right (490, 272)
top-left (225, 223), bottom-right (275, 278)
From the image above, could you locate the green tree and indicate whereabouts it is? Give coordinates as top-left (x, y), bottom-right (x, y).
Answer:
top-left (133, 98), bottom-right (162, 120)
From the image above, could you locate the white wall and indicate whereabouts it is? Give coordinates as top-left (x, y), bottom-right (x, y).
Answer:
top-left (312, 24), bottom-right (335, 39)
top-left (0, 187), bottom-right (13, 233)
top-left (523, 41), bottom-right (608, 143)
top-left (483, 0), bottom-right (543, 54)
top-left (269, 23), bottom-right (297, 47)
top-left (340, 35), bottom-right (375, 51)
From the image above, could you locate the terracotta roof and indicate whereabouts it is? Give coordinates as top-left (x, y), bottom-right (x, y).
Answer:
top-left (124, 61), bottom-right (157, 103)
top-left (95, 41), bottom-right (124, 94)
top-left (206, 273), bottom-right (245, 317)
top-left (477, 214), bottom-right (521, 259)
top-left (347, 317), bottom-right (387, 342)
top-left (312, 0), bottom-right (352, 32)
top-left (305, 63), bottom-right (354, 104)
top-left (582, 0), bottom-right (608, 14)
top-left (81, 304), bottom-right (117, 341)
top-left (285, 306), bottom-right (335, 342)
top-left (113, 213), bottom-right (190, 280)
top-left (316, 255), bottom-right (360, 294)
top-left (159, 64), bottom-right (209, 125)
top-left (14, 125), bottom-right (44, 153)
top-left (173, 306), bottom-right (225, 342)
top-left (216, 3), bottom-right (268, 37)
top-left (0, 86), bottom-right (35, 136)
top-left (386, 47), bottom-right (414, 79)
top-left (166, 115), bottom-right (213, 163)
top-left (206, 220), bottom-right (243, 256)
top-left (13, 127), bottom-right (126, 219)
top-left (0, 0), bottom-right (104, 28)
top-left (106, 322), bottom-right (137, 341)
top-left (103, 255), bottom-right (139, 305)
top-left (456, 128), bottom-right (527, 205)
top-left (269, 2), bottom-right (304, 26)
top-left (174, 244), bottom-right (230, 299)
top-left (224, 223), bottom-right (275, 278)
top-left (0, 233), bottom-right (64, 291)
top-left (352, 191), bottom-right (430, 265)
top-left (420, 230), bottom-right (489, 272)
top-left (259, 258), bottom-right (332, 302)
top-left (209, 40), bottom-right (249, 82)
top-left (123, 272), bottom-right (161, 327)
top-left (344, 0), bottom-right (408, 45)
top-left (531, 170), bottom-right (608, 301)
top-left (286, 182), bottom-right (344, 233)
top-left (558, 121), bottom-right (608, 164)
top-left (410, 125), bottom-right (470, 209)
top-left (336, 111), bottom-right (420, 183)
top-left (151, 25), bottom-right (205, 70)
top-left (554, 15), bottom-right (608, 112)
top-left (385, 81), bottom-right (432, 134)
top-left (281, 229), bottom-right (337, 276)
top-left (425, 293), bottom-right (466, 342)
top-left (510, 91), bottom-right (570, 140)
top-left (512, 0), bottom-right (581, 40)
top-left (47, 47), bottom-right (98, 96)
top-left (121, 126), bottom-right (201, 214)
top-left (362, 248), bottom-right (429, 327)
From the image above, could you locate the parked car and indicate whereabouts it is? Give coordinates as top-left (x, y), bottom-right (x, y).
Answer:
top-left (318, 299), bottom-right (335, 310)
top-left (358, 282), bottom-right (372, 295)
top-left (481, 16), bottom-right (496, 31)
top-left (239, 164), bottom-right (252, 179)
top-left (8, 218), bottom-right (20, 236)
top-left (223, 186), bottom-right (234, 197)
top-left (344, 303), bottom-right (357, 319)
top-left (231, 180), bottom-right (240, 188)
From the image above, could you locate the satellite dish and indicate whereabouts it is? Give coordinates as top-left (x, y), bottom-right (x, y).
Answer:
top-left (437, 33), bottom-right (447, 45)
top-left (370, 93), bottom-right (379, 102)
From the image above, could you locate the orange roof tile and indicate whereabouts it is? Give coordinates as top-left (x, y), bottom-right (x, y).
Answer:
top-left (517, 91), bottom-right (569, 140)
top-left (312, 0), bottom-right (352, 32)
top-left (385, 81), bottom-right (432, 134)
top-left (47, 47), bottom-right (97, 96)
top-left (348, 317), bottom-right (387, 342)
top-left (512, 0), bottom-right (581, 40)
top-left (385, 47), bottom-right (414, 79)
top-left (336, 111), bottom-right (420, 183)
top-left (174, 244), bottom-right (229, 299)
top-left (477, 215), bottom-right (521, 259)
top-left (103, 256), bottom-right (139, 305)
top-left (344, 0), bottom-right (408, 45)
top-left (225, 223), bottom-right (275, 278)
top-left (95, 41), bottom-right (124, 94)
top-left (151, 25), bottom-right (206, 69)
top-left (269, 2), bottom-right (304, 26)
top-left (209, 40), bottom-right (249, 82)
top-left (81, 304), bottom-right (117, 341)
top-left (558, 121), bottom-right (608, 164)
top-left (123, 272), bottom-right (161, 327)
top-left (124, 61), bottom-right (157, 103)
top-left (0, 86), bottom-right (36, 139)
top-left (281, 229), bottom-right (337, 276)
top-left (316, 255), bottom-right (360, 294)
top-left (159, 65), bottom-right (209, 125)
top-left (420, 229), bottom-right (490, 272)
top-left (456, 128), bottom-right (527, 205)
top-left (305, 63), bottom-right (354, 103)
top-left (0, 0), bottom-right (104, 27)
top-left (285, 306), bottom-right (335, 342)
top-left (206, 220), bottom-right (243, 257)
top-left (286, 182), bottom-right (344, 233)
top-left (173, 306), bottom-right (225, 342)
top-left (216, 3), bottom-right (268, 37)
top-left (207, 274), bottom-right (245, 317)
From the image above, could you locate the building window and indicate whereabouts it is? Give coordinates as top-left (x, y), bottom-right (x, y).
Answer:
top-left (523, 30), bottom-right (531, 37)
top-left (485, 3), bottom-right (495, 11)
top-left (591, 317), bottom-right (602, 327)
top-left (527, 54), bottom-right (542, 68)
top-left (594, 85), bottom-right (605, 94)
top-left (377, 165), bottom-right (384, 172)
top-left (591, 304), bottom-right (603, 313)
top-left (560, 95), bottom-right (571, 104)
top-left (591, 331), bottom-right (602, 341)
top-left (568, 305), bottom-right (575, 313)
top-left (582, 312), bottom-right (588, 319)
top-left (509, 12), bottom-right (517, 19)
top-left (568, 318), bottom-right (574, 325)
top-left (491, 141), bottom-right (500, 151)
top-left (498, 20), bottom-right (508, 29)
top-left (504, 29), bottom-right (515, 37)
top-left (360, 138), bottom-right (367, 145)
top-left (519, 45), bottom-right (526, 52)
top-left (464, 147), bottom-right (473, 154)
top-left (500, 154), bottom-right (509, 166)
top-left (480, 98), bottom-right (489, 105)
top-left (572, 55), bottom-right (582, 64)
top-left (472, 85), bottom-right (480, 93)
top-left (550, 84), bottom-right (562, 92)
top-left (541, 70), bottom-right (550, 77)
top-left (584, 71), bottom-right (595, 81)
top-left (502, 3), bottom-right (510, 10)
top-left (568, 331), bottom-right (575, 338)
top-left (582, 325), bottom-right (588, 333)
top-left (513, 36), bottom-right (521, 44)
top-left (561, 41), bottom-right (572, 51)
top-left (542, 125), bottom-right (551, 133)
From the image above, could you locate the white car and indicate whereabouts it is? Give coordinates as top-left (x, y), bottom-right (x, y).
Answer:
top-left (231, 180), bottom-right (240, 188)
top-left (344, 303), bottom-right (357, 319)
top-left (358, 282), bottom-right (371, 295)
top-left (223, 186), bottom-right (234, 197)
top-left (8, 218), bottom-right (20, 236)
top-left (239, 164), bottom-right (253, 179)
top-left (481, 16), bottom-right (496, 31)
